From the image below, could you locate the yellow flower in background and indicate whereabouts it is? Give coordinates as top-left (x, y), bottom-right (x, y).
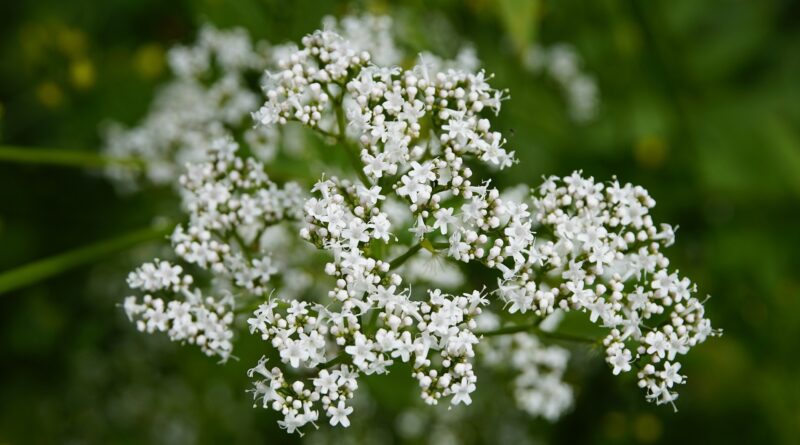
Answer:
top-left (633, 413), bottom-right (663, 443)
top-left (18, 21), bottom-right (95, 102)
top-left (36, 81), bottom-right (64, 108)
top-left (635, 134), bottom-right (668, 169)
top-left (56, 25), bottom-right (87, 58)
top-left (70, 58), bottom-right (95, 90)
top-left (134, 44), bottom-right (165, 80)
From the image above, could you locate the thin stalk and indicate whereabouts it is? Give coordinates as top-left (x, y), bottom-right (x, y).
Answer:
top-left (478, 323), bottom-right (536, 337)
top-left (331, 96), bottom-right (370, 186)
top-left (430, 241), bottom-right (450, 250)
top-left (0, 223), bottom-right (172, 295)
top-left (535, 329), bottom-right (598, 344)
top-left (0, 145), bottom-right (143, 169)
top-left (318, 353), bottom-right (348, 369)
top-left (477, 322), bottom-right (598, 345)
top-left (231, 231), bottom-right (254, 262)
top-left (341, 140), bottom-right (371, 186)
top-left (388, 242), bottom-right (423, 269)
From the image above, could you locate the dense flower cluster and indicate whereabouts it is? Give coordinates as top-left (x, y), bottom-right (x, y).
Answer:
top-left (524, 43), bottom-right (599, 122)
top-left (247, 286), bottom-right (485, 432)
top-left (119, 13), bottom-right (717, 435)
top-left (123, 138), bottom-right (306, 360)
top-left (174, 138), bottom-right (305, 291)
top-left (522, 173), bottom-right (718, 404)
top-left (123, 259), bottom-right (235, 359)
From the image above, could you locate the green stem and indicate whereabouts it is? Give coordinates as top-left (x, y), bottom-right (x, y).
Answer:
top-left (230, 230), bottom-right (254, 262)
top-left (430, 241), bottom-right (450, 250)
top-left (388, 242), bottom-right (423, 269)
top-left (0, 145), bottom-right (143, 169)
top-left (477, 322), bottom-right (598, 345)
top-left (331, 95), bottom-right (370, 186)
top-left (342, 140), bottom-right (370, 186)
top-left (535, 329), bottom-right (598, 344)
top-left (318, 352), bottom-right (348, 369)
top-left (0, 223), bottom-right (172, 295)
top-left (478, 323), bottom-right (536, 337)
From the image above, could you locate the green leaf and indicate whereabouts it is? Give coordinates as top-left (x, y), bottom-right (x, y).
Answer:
top-left (494, 0), bottom-right (541, 55)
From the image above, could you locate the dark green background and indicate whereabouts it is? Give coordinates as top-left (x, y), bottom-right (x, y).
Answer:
top-left (1, 0), bottom-right (798, 444)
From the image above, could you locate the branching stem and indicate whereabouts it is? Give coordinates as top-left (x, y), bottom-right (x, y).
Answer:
top-left (388, 242), bottom-right (423, 269)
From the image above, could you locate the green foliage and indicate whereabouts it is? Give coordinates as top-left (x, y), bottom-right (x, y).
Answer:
top-left (495, 0), bottom-right (541, 55)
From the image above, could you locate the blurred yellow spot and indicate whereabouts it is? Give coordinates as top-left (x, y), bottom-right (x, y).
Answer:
top-left (466, 0), bottom-right (491, 13)
top-left (635, 135), bottom-right (667, 169)
top-left (366, 0), bottom-right (390, 14)
top-left (614, 21), bottom-right (642, 55)
top-left (633, 413), bottom-right (662, 443)
top-left (603, 411), bottom-right (627, 439)
top-left (36, 82), bottom-right (64, 109)
top-left (57, 26), bottom-right (87, 58)
top-left (134, 44), bottom-right (166, 79)
top-left (70, 59), bottom-right (95, 90)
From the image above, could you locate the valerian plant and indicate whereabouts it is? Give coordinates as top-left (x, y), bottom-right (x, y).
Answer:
top-left (118, 14), bottom-right (719, 435)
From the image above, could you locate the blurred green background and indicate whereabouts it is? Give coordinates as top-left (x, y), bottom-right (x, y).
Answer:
top-left (1, 0), bottom-right (799, 444)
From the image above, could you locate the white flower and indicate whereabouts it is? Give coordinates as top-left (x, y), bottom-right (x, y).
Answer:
top-left (608, 345), bottom-right (632, 375)
top-left (327, 401), bottom-right (354, 427)
top-left (450, 377), bottom-right (476, 405)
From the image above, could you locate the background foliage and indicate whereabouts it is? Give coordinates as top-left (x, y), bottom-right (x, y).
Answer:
top-left (1, 0), bottom-right (798, 444)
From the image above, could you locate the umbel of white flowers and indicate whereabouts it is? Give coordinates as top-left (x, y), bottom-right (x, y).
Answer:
top-left (120, 14), bottom-right (719, 435)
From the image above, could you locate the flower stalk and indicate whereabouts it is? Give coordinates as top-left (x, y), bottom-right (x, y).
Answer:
top-left (0, 223), bottom-right (171, 295)
top-left (0, 145), bottom-right (143, 169)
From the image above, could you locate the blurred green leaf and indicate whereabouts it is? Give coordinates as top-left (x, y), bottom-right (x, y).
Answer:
top-left (494, 0), bottom-right (541, 55)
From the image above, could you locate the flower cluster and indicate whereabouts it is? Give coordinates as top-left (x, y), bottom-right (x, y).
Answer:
top-left (241, 169), bottom-right (488, 430)
top-left (122, 138), bottom-right (307, 360)
top-left (524, 43), bottom-right (599, 122)
top-left (174, 138), bottom-right (305, 291)
top-left (246, 286), bottom-right (485, 432)
top-left (322, 14), bottom-right (402, 66)
top-left (511, 172), bottom-right (718, 405)
top-left (123, 259), bottom-right (235, 359)
top-left (102, 24), bottom-right (272, 189)
top-left (119, 13), bottom-right (717, 435)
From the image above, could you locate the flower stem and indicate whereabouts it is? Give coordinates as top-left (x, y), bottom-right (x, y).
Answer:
top-left (535, 329), bottom-right (598, 344)
top-left (331, 96), bottom-right (370, 186)
top-left (318, 352), bottom-right (348, 369)
top-left (477, 322), bottom-right (598, 345)
top-left (388, 242), bottom-right (423, 269)
top-left (0, 145), bottom-right (143, 169)
top-left (477, 323), bottom-right (536, 337)
top-left (0, 222), bottom-right (172, 295)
